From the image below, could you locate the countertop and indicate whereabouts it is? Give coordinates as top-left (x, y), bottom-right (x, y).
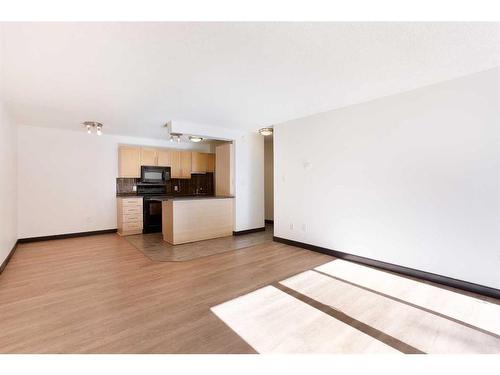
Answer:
top-left (150, 195), bottom-right (234, 202)
top-left (116, 194), bottom-right (235, 201)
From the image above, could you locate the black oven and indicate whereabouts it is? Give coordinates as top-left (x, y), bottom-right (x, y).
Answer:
top-left (137, 184), bottom-right (168, 234)
top-left (140, 166), bottom-right (170, 184)
top-left (143, 196), bottom-right (163, 233)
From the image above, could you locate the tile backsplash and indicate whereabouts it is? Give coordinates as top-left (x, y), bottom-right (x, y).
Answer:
top-left (116, 174), bottom-right (214, 196)
top-left (116, 178), bottom-right (140, 195)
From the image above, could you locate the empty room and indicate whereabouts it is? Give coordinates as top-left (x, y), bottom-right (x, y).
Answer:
top-left (0, 2), bottom-right (500, 371)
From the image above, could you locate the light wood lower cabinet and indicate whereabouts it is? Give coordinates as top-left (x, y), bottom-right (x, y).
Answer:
top-left (117, 197), bottom-right (143, 236)
top-left (162, 198), bottom-right (234, 244)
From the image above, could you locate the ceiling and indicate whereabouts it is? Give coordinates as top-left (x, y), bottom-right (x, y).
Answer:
top-left (2, 22), bottom-right (500, 139)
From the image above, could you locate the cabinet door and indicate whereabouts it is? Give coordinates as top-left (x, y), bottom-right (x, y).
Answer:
top-left (141, 148), bottom-right (158, 166)
top-left (206, 153), bottom-right (215, 173)
top-left (157, 149), bottom-right (171, 167)
top-left (170, 150), bottom-right (182, 178)
top-left (191, 152), bottom-right (207, 173)
top-left (118, 146), bottom-right (141, 178)
top-left (215, 143), bottom-right (234, 196)
top-left (181, 151), bottom-right (192, 178)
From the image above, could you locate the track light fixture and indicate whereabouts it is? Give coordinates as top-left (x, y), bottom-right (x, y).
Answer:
top-left (169, 132), bottom-right (183, 143)
top-left (83, 121), bottom-right (103, 136)
top-left (189, 136), bottom-right (203, 143)
top-left (259, 127), bottom-right (273, 136)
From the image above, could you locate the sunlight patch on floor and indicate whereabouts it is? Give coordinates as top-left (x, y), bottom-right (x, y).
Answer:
top-left (280, 270), bottom-right (500, 353)
top-left (210, 285), bottom-right (399, 354)
top-left (315, 259), bottom-right (500, 336)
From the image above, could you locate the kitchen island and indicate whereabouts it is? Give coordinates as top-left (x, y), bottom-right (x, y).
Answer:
top-left (152, 196), bottom-right (234, 245)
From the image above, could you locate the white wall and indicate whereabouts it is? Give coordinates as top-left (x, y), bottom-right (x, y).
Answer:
top-left (274, 67), bottom-right (500, 289)
top-left (0, 102), bottom-right (17, 263)
top-left (170, 120), bottom-right (265, 231)
top-left (17, 125), bottom-right (210, 239)
top-left (264, 140), bottom-right (274, 221)
top-left (233, 133), bottom-right (264, 231)
top-left (0, 24), bottom-right (18, 265)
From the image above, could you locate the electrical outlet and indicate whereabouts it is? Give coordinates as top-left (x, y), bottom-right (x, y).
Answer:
top-left (174, 185), bottom-right (179, 192)
top-left (301, 224), bottom-right (306, 232)
top-left (290, 223), bottom-right (294, 230)
top-left (132, 185), bottom-right (137, 192)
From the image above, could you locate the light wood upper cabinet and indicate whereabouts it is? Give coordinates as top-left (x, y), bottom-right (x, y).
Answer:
top-left (119, 146), bottom-right (194, 179)
top-left (206, 153), bottom-right (215, 173)
top-left (141, 148), bottom-right (158, 166)
top-left (170, 150), bottom-right (182, 178)
top-left (140, 147), bottom-right (171, 167)
top-left (118, 146), bottom-right (141, 178)
top-left (170, 150), bottom-right (192, 179)
top-left (215, 143), bottom-right (234, 196)
top-left (191, 152), bottom-right (208, 174)
top-left (157, 150), bottom-right (171, 167)
top-left (180, 151), bottom-right (192, 178)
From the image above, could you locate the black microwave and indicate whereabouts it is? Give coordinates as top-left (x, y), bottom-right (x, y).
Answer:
top-left (140, 166), bottom-right (170, 184)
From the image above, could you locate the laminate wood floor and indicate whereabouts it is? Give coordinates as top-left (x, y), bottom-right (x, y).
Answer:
top-left (1, 230), bottom-right (499, 353)
top-left (0, 231), bottom-right (331, 353)
top-left (211, 263), bottom-right (500, 354)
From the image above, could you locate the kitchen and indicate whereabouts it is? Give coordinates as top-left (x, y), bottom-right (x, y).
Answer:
top-left (116, 141), bottom-right (235, 245)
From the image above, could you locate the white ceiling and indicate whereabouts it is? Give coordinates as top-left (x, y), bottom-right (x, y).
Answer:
top-left (2, 22), bottom-right (500, 139)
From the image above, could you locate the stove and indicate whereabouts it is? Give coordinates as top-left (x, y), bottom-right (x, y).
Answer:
top-left (137, 184), bottom-right (167, 234)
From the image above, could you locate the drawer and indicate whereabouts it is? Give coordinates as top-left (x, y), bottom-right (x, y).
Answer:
top-left (122, 198), bottom-right (143, 207)
top-left (122, 213), bottom-right (142, 223)
top-left (122, 206), bottom-right (143, 214)
top-left (122, 221), bottom-right (143, 231)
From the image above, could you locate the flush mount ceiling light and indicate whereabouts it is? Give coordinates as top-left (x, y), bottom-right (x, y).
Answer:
top-left (189, 136), bottom-right (203, 143)
top-left (259, 127), bottom-right (273, 136)
top-left (83, 121), bottom-right (103, 135)
top-left (169, 132), bottom-right (182, 143)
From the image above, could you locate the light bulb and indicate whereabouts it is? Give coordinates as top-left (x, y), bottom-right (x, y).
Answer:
top-left (176, 135), bottom-right (181, 143)
top-left (96, 126), bottom-right (102, 136)
top-left (87, 125), bottom-right (91, 134)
